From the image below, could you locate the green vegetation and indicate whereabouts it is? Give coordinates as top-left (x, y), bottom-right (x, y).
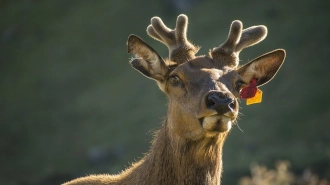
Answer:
top-left (1, 0), bottom-right (329, 184)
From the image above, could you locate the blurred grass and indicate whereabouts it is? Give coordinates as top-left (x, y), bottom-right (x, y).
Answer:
top-left (239, 160), bottom-right (329, 185)
top-left (1, 0), bottom-right (330, 184)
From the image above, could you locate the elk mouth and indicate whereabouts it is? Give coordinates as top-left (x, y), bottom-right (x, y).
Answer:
top-left (198, 112), bottom-right (234, 134)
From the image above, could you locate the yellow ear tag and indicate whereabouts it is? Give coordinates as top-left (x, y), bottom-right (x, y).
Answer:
top-left (246, 89), bottom-right (263, 105)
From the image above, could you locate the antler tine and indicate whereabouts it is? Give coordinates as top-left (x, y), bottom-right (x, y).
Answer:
top-left (211, 20), bottom-right (242, 68)
top-left (211, 20), bottom-right (268, 68)
top-left (235, 25), bottom-right (267, 53)
top-left (147, 25), bottom-right (164, 44)
top-left (147, 14), bottom-right (199, 64)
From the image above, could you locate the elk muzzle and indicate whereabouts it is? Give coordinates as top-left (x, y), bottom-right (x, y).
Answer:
top-left (205, 91), bottom-right (236, 116)
top-left (196, 91), bottom-right (238, 134)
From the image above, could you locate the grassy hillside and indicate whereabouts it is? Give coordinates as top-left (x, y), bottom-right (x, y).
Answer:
top-left (1, 0), bottom-right (329, 184)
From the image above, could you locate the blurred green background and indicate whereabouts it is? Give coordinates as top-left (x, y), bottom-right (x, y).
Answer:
top-left (1, 0), bottom-right (329, 184)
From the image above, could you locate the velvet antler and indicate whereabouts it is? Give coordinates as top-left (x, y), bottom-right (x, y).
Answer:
top-left (147, 14), bottom-right (199, 65)
top-left (211, 20), bottom-right (268, 68)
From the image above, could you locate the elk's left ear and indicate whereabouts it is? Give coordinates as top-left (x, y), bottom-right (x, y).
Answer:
top-left (237, 49), bottom-right (286, 87)
top-left (127, 34), bottom-right (168, 83)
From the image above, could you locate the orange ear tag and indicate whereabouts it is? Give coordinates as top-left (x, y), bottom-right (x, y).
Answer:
top-left (246, 89), bottom-right (263, 105)
top-left (240, 78), bottom-right (263, 105)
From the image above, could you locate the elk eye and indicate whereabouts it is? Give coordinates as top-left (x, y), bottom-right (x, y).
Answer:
top-left (235, 80), bottom-right (245, 90)
top-left (170, 75), bottom-right (181, 86)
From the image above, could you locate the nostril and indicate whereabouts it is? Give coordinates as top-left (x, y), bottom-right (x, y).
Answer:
top-left (206, 92), bottom-right (232, 109)
top-left (205, 92), bottom-right (236, 114)
top-left (206, 95), bottom-right (217, 108)
top-left (229, 100), bottom-right (236, 110)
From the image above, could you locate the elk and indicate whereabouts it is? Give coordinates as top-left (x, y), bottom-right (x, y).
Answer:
top-left (63, 14), bottom-right (285, 185)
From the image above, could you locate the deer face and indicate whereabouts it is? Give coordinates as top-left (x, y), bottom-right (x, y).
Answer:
top-left (127, 15), bottom-right (285, 140)
top-left (165, 57), bottom-right (241, 136)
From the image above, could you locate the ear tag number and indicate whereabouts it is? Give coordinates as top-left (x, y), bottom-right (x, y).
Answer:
top-left (240, 79), bottom-right (263, 105)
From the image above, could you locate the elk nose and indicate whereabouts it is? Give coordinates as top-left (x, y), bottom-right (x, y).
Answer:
top-left (205, 91), bottom-right (236, 114)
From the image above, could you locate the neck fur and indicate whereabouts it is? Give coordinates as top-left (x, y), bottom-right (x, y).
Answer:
top-left (64, 117), bottom-right (228, 185)
top-left (124, 117), bottom-right (228, 185)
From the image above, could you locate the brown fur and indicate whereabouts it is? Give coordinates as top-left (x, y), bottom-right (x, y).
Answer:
top-left (63, 14), bottom-right (285, 185)
top-left (64, 116), bottom-right (228, 185)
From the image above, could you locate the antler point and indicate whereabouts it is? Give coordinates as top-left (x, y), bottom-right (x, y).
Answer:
top-left (178, 14), bottom-right (188, 19)
top-left (146, 24), bottom-right (153, 31)
top-left (151, 17), bottom-right (161, 24)
top-left (259, 25), bottom-right (268, 35)
top-left (177, 14), bottom-right (188, 25)
top-left (231, 20), bottom-right (243, 31)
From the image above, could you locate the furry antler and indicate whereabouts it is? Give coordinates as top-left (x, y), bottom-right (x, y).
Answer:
top-left (211, 20), bottom-right (267, 68)
top-left (147, 14), bottom-right (199, 64)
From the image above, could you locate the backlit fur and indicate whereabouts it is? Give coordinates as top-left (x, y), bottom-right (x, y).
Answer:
top-left (63, 14), bottom-right (285, 185)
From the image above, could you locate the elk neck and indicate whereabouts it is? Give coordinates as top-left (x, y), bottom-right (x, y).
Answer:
top-left (124, 106), bottom-right (229, 185)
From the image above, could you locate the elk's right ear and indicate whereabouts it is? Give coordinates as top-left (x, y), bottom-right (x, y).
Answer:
top-left (127, 35), bottom-right (168, 83)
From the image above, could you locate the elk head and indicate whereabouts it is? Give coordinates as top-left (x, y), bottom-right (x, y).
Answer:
top-left (127, 14), bottom-right (285, 140)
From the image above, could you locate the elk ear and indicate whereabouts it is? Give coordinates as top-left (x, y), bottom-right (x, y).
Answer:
top-left (127, 35), bottom-right (168, 83)
top-left (236, 49), bottom-right (286, 87)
